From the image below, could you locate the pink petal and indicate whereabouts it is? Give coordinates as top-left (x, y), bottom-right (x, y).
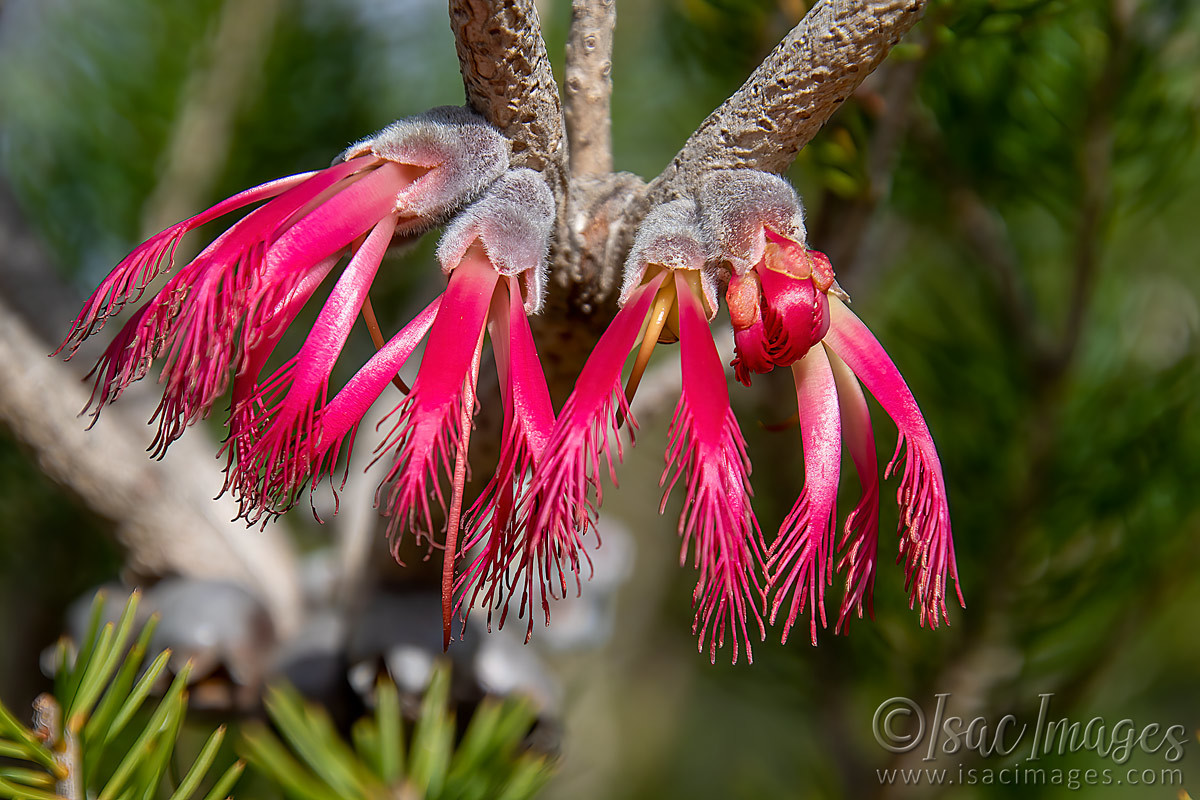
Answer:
top-left (827, 347), bottom-right (881, 633)
top-left (769, 344), bottom-right (842, 645)
top-left (260, 161), bottom-right (415, 284)
top-left (757, 258), bottom-right (830, 366)
top-left (731, 321), bottom-right (773, 386)
top-left (79, 157), bottom-right (381, 448)
top-left (233, 293), bottom-right (441, 517)
top-left (231, 212), bottom-right (398, 519)
top-left (457, 277), bottom-right (568, 641)
top-left (56, 169), bottom-right (324, 356)
top-left (310, 295), bottom-right (443, 478)
top-left (525, 271), bottom-right (669, 544)
top-left (727, 271), bottom-right (774, 386)
top-left (82, 302), bottom-right (156, 426)
top-left (220, 253), bottom-right (341, 510)
top-left (822, 295), bottom-right (962, 626)
top-left (664, 273), bottom-right (765, 664)
top-left (377, 249), bottom-right (498, 552)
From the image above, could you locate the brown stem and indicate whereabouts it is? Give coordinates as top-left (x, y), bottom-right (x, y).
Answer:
top-left (636, 0), bottom-right (927, 214)
top-left (361, 295), bottom-right (412, 394)
top-left (448, 0), bottom-right (570, 269)
top-left (565, 0), bottom-right (616, 177)
top-left (33, 694), bottom-right (78, 798)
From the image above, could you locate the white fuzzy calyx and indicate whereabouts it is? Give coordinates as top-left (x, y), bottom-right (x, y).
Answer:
top-left (341, 106), bottom-right (511, 234)
top-left (620, 198), bottom-right (722, 319)
top-left (436, 168), bottom-right (556, 315)
top-left (697, 169), bottom-right (807, 275)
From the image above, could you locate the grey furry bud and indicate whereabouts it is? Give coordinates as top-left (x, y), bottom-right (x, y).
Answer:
top-left (697, 169), bottom-right (807, 275)
top-left (620, 198), bottom-right (721, 318)
top-left (341, 106), bottom-right (510, 235)
top-left (436, 168), bottom-right (556, 314)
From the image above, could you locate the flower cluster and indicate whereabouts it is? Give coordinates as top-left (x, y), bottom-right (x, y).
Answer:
top-left (523, 171), bottom-right (962, 661)
top-left (60, 111), bottom-right (961, 664)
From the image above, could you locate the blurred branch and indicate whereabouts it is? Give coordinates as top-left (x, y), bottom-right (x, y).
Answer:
top-left (1043, 9), bottom-right (1123, 376)
top-left (140, 0), bottom-right (284, 241)
top-left (907, 113), bottom-right (1043, 352)
top-left (564, 0), bottom-right (615, 177)
top-left (0, 182), bottom-right (304, 639)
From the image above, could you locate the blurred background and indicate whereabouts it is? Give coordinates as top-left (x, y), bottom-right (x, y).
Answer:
top-left (1, 0), bottom-right (1198, 798)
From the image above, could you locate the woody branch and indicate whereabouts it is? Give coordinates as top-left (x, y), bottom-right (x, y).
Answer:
top-left (641, 0), bottom-right (928, 205)
top-left (449, 0), bottom-right (928, 309)
top-left (564, 0), bottom-right (615, 177)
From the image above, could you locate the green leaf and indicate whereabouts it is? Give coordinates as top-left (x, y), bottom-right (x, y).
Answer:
top-left (445, 697), bottom-right (540, 800)
top-left (408, 666), bottom-right (453, 799)
top-left (0, 740), bottom-right (31, 759)
top-left (198, 760), bottom-right (244, 800)
top-left (0, 703), bottom-right (57, 774)
top-left (50, 638), bottom-right (72, 706)
top-left (136, 690), bottom-right (185, 800)
top-left (84, 613), bottom-right (160, 750)
top-left (61, 589), bottom-right (109, 709)
top-left (374, 677), bottom-right (404, 784)
top-left (240, 726), bottom-right (335, 800)
top-left (263, 684), bottom-right (369, 798)
top-left (96, 663), bottom-right (190, 800)
top-left (165, 725), bottom-right (225, 800)
top-left (489, 700), bottom-right (538, 761)
top-left (241, 667), bottom-right (555, 800)
top-left (0, 777), bottom-right (64, 800)
top-left (349, 718), bottom-right (381, 780)
top-left (495, 756), bottom-right (553, 800)
top-left (446, 699), bottom-right (502, 782)
top-left (104, 649), bottom-right (173, 746)
top-left (0, 767), bottom-right (54, 788)
top-left (68, 590), bottom-right (142, 724)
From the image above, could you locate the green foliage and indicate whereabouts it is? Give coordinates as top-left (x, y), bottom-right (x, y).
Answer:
top-left (0, 592), bottom-right (553, 800)
top-left (241, 665), bottom-right (553, 800)
top-left (0, 591), bottom-right (241, 800)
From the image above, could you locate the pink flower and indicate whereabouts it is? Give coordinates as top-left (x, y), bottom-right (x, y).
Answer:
top-left (523, 170), bottom-right (962, 660)
top-left (526, 200), bottom-right (766, 663)
top-left (60, 101), bottom-right (960, 663)
top-left (57, 106), bottom-right (513, 519)
top-left (700, 169), bottom-right (963, 645)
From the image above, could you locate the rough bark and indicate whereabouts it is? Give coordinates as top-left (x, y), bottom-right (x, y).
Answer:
top-left (639, 0), bottom-right (926, 208)
top-left (448, 0), bottom-right (572, 281)
top-left (564, 0), bottom-right (615, 177)
top-left (450, 0), bottom-right (927, 311)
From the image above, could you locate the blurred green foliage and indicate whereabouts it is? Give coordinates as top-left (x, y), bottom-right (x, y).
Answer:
top-left (1, 0), bottom-right (1198, 798)
top-left (0, 591), bottom-right (242, 800)
top-left (0, 592), bottom-right (550, 800)
top-left (241, 668), bottom-right (552, 800)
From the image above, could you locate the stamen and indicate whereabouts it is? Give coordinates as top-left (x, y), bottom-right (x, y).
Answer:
top-left (441, 323), bottom-right (486, 650)
top-left (623, 276), bottom-right (678, 408)
top-left (361, 295), bottom-right (411, 394)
